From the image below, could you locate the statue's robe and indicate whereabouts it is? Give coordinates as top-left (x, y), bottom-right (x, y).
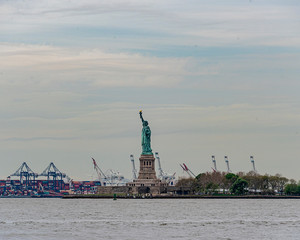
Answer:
top-left (142, 126), bottom-right (152, 154)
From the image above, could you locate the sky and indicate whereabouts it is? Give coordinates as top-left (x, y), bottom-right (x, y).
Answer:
top-left (0, 0), bottom-right (300, 181)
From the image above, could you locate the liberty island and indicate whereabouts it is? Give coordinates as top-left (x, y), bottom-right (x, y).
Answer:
top-left (97, 110), bottom-right (167, 195)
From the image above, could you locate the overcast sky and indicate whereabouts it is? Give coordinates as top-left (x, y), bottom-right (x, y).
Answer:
top-left (0, 0), bottom-right (300, 181)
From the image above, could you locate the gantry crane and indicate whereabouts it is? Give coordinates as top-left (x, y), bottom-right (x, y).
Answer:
top-left (10, 162), bottom-right (38, 190)
top-left (40, 162), bottom-right (66, 191)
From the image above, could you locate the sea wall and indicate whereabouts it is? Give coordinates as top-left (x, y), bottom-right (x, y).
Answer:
top-left (97, 186), bottom-right (129, 194)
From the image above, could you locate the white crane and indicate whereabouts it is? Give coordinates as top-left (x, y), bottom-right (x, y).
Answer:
top-left (250, 156), bottom-right (256, 172)
top-left (224, 156), bottom-right (231, 172)
top-left (212, 155), bottom-right (217, 172)
top-left (155, 152), bottom-right (176, 184)
top-left (130, 154), bottom-right (137, 180)
top-left (155, 152), bottom-right (164, 179)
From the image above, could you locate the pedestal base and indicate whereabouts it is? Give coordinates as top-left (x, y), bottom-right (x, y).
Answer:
top-left (127, 179), bottom-right (167, 195)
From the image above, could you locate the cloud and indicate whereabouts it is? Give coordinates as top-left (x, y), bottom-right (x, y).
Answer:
top-left (1, 0), bottom-right (299, 48)
top-left (0, 43), bottom-right (189, 88)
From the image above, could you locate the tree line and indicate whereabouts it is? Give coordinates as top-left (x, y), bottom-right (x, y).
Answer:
top-left (176, 171), bottom-right (300, 195)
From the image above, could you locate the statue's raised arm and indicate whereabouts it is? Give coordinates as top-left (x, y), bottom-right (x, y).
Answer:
top-left (139, 110), bottom-right (144, 123)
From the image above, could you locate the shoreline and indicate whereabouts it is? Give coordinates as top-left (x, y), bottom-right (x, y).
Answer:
top-left (62, 194), bottom-right (300, 199)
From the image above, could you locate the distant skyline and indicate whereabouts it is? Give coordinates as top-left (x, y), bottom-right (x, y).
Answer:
top-left (0, 0), bottom-right (300, 180)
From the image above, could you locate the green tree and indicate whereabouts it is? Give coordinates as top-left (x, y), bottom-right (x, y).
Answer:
top-left (284, 183), bottom-right (298, 195)
top-left (230, 178), bottom-right (248, 195)
top-left (205, 182), bottom-right (219, 194)
top-left (225, 173), bottom-right (238, 182)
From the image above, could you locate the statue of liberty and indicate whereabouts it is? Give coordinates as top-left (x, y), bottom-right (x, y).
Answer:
top-left (139, 110), bottom-right (152, 155)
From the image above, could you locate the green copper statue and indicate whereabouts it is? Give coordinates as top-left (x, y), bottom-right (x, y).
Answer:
top-left (139, 110), bottom-right (153, 155)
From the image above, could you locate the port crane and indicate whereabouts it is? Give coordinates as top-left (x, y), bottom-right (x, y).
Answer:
top-left (92, 157), bottom-right (107, 186)
top-left (106, 169), bottom-right (127, 186)
top-left (130, 155), bottom-right (137, 180)
top-left (166, 172), bottom-right (176, 185)
top-left (10, 162), bottom-right (38, 190)
top-left (155, 152), bottom-right (176, 185)
top-left (250, 156), bottom-right (256, 172)
top-left (156, 152), bottom-right (164, 179)
top-left (180, 163), bottom-right (196, 178)
top-left (225, 156), bottom-right (231, 172)
top-left (211, 155), bottom-right (217, 172)
top-left (92, 157), bottom-right (128, 186)
top-left (40, 162), bottom-right (66, 191)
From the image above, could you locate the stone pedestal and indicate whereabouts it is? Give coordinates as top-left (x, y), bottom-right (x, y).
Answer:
top-left (138, 154), bottom-right (157, 179)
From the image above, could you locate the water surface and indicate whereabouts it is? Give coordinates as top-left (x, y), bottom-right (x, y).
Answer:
top-left (0, 198), bottom-right (299, 240)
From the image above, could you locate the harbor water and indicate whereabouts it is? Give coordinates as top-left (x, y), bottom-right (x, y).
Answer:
top-left (0, 198), bottom-right (299, 240)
